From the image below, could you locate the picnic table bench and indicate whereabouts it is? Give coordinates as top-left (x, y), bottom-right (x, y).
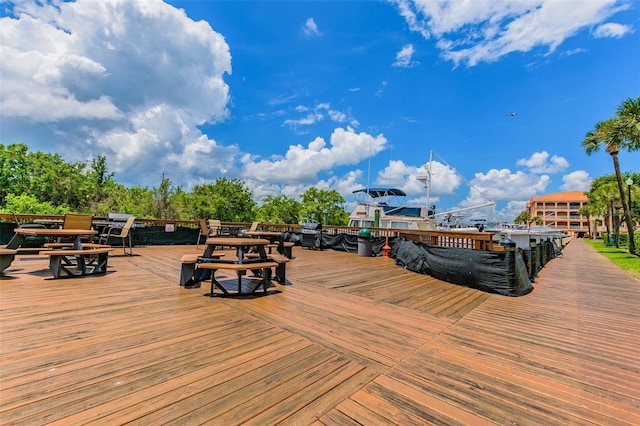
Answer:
top-left (196, 261), bottom-right (277, 297)
top-left (39, 247), bottom-right (113, 279)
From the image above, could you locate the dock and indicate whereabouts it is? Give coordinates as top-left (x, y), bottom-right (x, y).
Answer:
top-left (1, 239), bottom-right (639, 424)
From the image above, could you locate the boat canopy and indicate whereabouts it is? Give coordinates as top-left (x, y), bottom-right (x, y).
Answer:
top-left (352, 188), bottom-right (407, 198)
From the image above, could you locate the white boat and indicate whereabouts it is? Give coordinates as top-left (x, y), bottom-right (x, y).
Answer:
top-left (485, 223), bottom-right (571, 249)
top-left (348, 151), bottom-right (495, 231)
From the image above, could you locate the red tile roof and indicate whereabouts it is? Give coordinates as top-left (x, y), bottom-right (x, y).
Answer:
top-left (529, 191), bottom-right (587, 202)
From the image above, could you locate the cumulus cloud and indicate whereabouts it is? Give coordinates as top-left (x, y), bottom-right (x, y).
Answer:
top-left (594, 22), bottom-right (633, 38)
top-left (470, 168), bottom-right (551, 203)
top-left (241, 127), bottom-right (387, 184)
top-left (560, 170), bottom-right (592, 191)
top-left (0, 0), bottom-right (232, 187)
top-left (393, 44), bottom-right (418, 67)
top-left (370, 158), bottom-right (462, 201)
top-left (516, 151), bottom-right (569, 174)
top-left (303, 17), bottom-right (321, 36)
top-left (393, 0), bottom-right (631, 66)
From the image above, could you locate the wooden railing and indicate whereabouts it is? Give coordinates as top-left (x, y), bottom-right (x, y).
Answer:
top-left (1, 214), bottom-right (498, 251)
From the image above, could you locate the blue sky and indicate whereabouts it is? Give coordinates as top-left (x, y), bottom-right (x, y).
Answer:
top-left (1, 0), bottom-right (638, 222)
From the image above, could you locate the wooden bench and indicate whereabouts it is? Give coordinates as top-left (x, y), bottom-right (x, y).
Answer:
top-left (246, 252), bottom-right (290, 284)
top-left (0, 248), bottom-right (17, 275)
top-left (195, 261), bottom-right (277, 297)
top-left (266, 241), bottom-right (295, 259)
top-left (44, 243), bottom-right (111, 249)
top-left (179, 252), bottom-right (225, 286)
top-left (38, 248), bottom-right (113, 279)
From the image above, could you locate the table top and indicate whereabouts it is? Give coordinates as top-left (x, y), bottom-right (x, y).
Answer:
top-left (245, 231), bottom-right (282, 238)
top-left (205, 237), bottom-right (270, 246)
top-left (16, 228), bottom-right (98, 236)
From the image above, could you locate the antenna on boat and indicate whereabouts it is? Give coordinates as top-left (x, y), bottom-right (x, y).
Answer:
top-left (417, 149), bottom-right (433, 217)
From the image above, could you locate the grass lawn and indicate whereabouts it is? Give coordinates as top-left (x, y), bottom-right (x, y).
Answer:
top-left (583, 238), bottom-right (640, 280)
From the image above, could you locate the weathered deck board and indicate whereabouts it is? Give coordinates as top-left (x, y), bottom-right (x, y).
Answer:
top-left (1, 239), bottom-right (639, 425)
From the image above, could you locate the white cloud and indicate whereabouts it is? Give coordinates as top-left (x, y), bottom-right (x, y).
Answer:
top-left (516, 151), bottom-right (569, 174)
top-left (0, 0), bottom-right (232, 187)
top-left (283, 102), bottom-right (355, 131)
top-left (594, 22), bottom-right (633, 38)
top-left (560, 170), bottom-right (592, 191)
top-left (393, 44), bottom-right (418, 67)
top-left (303, 17), bottom-right (321, 36)
top-left (241, 127), bottom-right (387, 184)
top-left (470, 168), bottom-right (551, 202)
top-left (394, 0), bottom-right (631, 66)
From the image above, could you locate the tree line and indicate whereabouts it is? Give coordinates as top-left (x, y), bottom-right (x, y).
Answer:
top-left (0, 143), bottom-right (349, 225)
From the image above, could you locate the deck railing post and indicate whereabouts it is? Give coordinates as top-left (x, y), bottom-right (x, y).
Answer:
top-left (529, 238), bottom-right (537, 281)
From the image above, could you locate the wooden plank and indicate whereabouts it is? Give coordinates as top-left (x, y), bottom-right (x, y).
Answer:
top-left (1, 239), bottom-right (639, 425)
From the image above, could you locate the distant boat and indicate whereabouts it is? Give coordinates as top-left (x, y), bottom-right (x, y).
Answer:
top-left (348, 151), bottom-right (495, 231)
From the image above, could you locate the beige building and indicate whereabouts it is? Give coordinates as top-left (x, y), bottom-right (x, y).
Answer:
top-left (526, 191), bottom-right (598, 237)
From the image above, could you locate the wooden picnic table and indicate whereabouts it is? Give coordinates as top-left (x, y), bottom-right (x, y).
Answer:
top-left (6, 228), bottom-right (98, 250)
top-left (185, 237), bottom-right (276, 296)
top-left (245, 230), bottom-right (282, 244)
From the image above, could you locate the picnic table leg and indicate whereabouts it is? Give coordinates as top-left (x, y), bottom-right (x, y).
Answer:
top-left (49, 256), bottom-right (62, 279)
top-left (4, 233), bottom-right (26, 250)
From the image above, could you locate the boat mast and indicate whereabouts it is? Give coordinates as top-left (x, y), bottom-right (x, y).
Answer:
top-left (425, 149), bottom-right (432, 217)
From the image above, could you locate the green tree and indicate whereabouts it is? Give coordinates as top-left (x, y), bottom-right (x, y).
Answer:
top-left (300, 187), bottom-right (349, 225)
top-left (0, 143), bottom-right (31, 205)
top-left (190, 178), bottom-right (256, 222)
top-left (1, 193), bottom-right (69, 215)
top-left (582, 97), bottom-right (639, 254)
top-left (514, 211), bottom-right (542, 230)
top-left (257, 195), bottom-right (302, 224)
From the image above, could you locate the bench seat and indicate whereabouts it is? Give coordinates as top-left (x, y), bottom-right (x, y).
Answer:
top-left (195, 261), bottom-right (277, 297)
top-left (39, 248), bottom-right (113, 279)
top-left (266, 241), bottom-right (295, 258)
top-left (179, 252), bottom-right (225, 286)
top-left (245, 252), bottom-right (290, 284)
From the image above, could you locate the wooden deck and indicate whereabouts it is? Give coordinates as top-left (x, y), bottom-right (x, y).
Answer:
top-left (1, 239), bottom-right (639, 425)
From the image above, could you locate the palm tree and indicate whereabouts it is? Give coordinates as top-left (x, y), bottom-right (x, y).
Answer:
top-left (582, 97), bottom-right (639, 255)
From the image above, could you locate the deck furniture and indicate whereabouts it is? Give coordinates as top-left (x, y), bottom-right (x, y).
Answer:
top-left (0, 248), bottom-right (17, 275)
top-left (197, 261), bottom-right (277, 296)
top-left (6, 228), bottom-right (98, 251)
top-left (179, 251), bottom-right (225, 286)
top-left (39, 247), bottom-right (113, 279)
top-left (97, 216), bottom-right (136, 255)
top-left (246, 251), bottom-right (290, 283)
top-left (184, 237), bottom-right (277, 296)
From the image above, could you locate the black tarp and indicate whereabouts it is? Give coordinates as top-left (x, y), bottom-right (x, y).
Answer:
top-left (285, 233), bottom-right (533, 296)
top-left (390, 239), bottom-right (533, 296)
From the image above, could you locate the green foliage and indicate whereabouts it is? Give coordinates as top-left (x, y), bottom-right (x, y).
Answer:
top-left (0, 143), bottom-right (31, 205)
top-left (513, 211), bottom-right (542, 228)
top-left (190, 178), bottom-right (257, 222)
top-left (257, 195), bottom-right (302, 224)
top-left (299, 187), bottom-right (349, 225)
top-left (0, 194), bottom-right (70, 215)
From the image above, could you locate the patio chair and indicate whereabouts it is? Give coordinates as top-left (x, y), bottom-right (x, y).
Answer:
top-left (208, 219), bottom-right (222, 237)
top-left (196, 219), bottom-right (211, 248)
top-left (62, 213), bottom-right (94, 230)
top-left (58, 213), bottom-right (94, 244)
top-left (238, 221), bottom-right (259, 237)
top-left (98, 216), bottom-right (136, 255)
top-left (10, 212), bottom-right (46, 229)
